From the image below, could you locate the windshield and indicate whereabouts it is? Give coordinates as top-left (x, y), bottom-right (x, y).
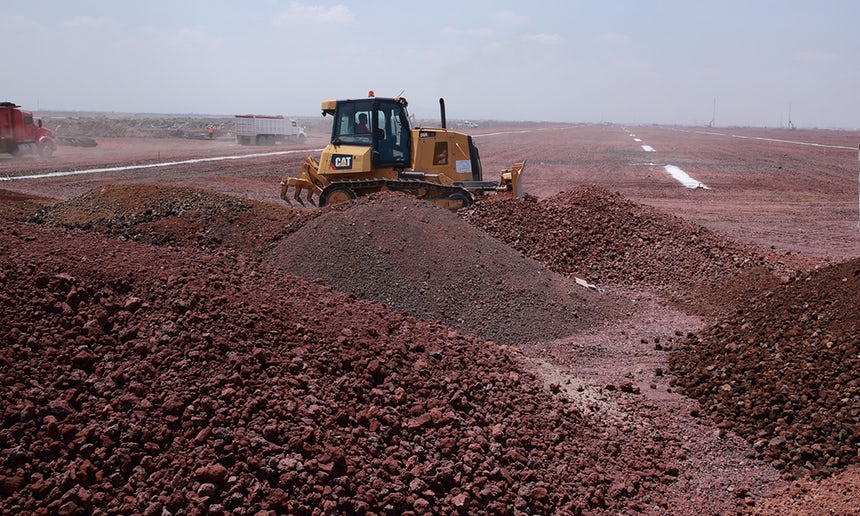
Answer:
top-left (332, 99), bottom-right (373, 145)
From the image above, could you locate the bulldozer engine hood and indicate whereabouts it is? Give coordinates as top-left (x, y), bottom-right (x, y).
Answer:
top-left (322, 144), bottom-right (373, 173)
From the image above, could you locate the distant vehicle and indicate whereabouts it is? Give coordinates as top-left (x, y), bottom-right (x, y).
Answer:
top-left (461, 120), bottom-right (479, 128)
top-left (234, 114), bottom-right (306, 145)
top-left (0, 102), bottom-right (55, 157)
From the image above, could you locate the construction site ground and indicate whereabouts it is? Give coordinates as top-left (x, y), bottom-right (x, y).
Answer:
top-left (1, 119), bottom-right (859, 515)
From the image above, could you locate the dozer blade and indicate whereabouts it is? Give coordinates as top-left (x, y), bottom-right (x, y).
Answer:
top-left (510, 160), bottom-right (526, 199)
top-left (499, 160), bottom-right (527, 198)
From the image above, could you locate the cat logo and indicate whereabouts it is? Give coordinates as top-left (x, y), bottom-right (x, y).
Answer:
top-left (330, 154), bottom-right (353, 170)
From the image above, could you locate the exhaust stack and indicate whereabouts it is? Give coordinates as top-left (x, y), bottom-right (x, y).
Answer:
top-left (439, 98), bottom-right (446, 129)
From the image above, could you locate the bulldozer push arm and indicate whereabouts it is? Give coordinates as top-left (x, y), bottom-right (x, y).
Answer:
top-left (454, 160), bottom-right (525, 197)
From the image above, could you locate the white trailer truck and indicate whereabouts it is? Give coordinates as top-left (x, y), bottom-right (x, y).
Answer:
top-left (234, 114), bottom-right (306, 145)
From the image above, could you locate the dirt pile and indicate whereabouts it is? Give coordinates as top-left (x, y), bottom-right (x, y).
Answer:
top-left (265, 192), bottom-right (626, 346)
top-left (1, 221), bottom-right (680, 514)
top-left (462, 186), bottom-right (789, 316)
top-left (41, 115), bottom-right (235, 140)
top-left (30, 184), bottom-right (316, 258)
top-left (29, 186), bottom-right (626, 346)
top-left (670, 257), bottom-right (860, 480)
top-left (37, 113), bottom-right (333, 141)
top-left (751, 467), bottom-right (860, 514)
top-left (0, 189), bottom-right (55, 222)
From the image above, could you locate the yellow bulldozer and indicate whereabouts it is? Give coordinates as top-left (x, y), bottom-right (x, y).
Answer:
top-left (280, 92), bottom-right (524, 209)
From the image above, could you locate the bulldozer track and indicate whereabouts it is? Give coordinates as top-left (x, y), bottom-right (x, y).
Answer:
top-left (319, 178), bottom-right (474, 207)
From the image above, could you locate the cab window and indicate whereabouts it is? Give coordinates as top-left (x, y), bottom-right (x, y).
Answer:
top-left (374, 101), bottom-right (411, 166)
top-left (333, 99), bottom-right (373, 145)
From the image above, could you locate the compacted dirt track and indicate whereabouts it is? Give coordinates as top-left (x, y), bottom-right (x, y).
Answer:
top-left (1, 120), bottom-right (859, 514)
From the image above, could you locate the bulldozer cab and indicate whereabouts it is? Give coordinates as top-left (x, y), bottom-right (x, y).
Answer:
top-left (330, 97), bottom-right (412, 169)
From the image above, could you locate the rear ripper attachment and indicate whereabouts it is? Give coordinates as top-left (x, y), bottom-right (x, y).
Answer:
top-left (280, 92), bottom-right (524, 210)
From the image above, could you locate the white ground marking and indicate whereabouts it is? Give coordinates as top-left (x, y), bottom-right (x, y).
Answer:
top-left (472, 129), bottom-right (534, 137)
top-left (471, 126), bottom-right (579, 138)
top-left (641, 145), bottom-right (656, 152)
top-left (633, 138), bottom-right (642, 142)
top-left (0, 148), bottom-right (323, 182)
top-left (691, 130), bottom-right (855, 150)
top-left (664, 164), bottom-right (709, 189)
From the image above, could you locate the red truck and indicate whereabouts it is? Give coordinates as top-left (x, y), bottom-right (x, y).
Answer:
top-left (0, 102), bottom-right (55, 157)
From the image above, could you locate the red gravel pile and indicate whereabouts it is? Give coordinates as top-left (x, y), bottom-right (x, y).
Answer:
top-left (0, 189), bottom-right (55, 222)
top-left (670, 257), bottom-right (860, 480)
top-left (31, 185), bottom-right (626, 346)
top-left (29, 184), bottom-right (316, 258)
top-left (1, 220), bottom-right (680, 514)
top-left (752, 467), bottom-right (860, 514)
top-left (462, 185), bottom-right (785, 315)
top-left (265, 192), bottom-right (625, 346)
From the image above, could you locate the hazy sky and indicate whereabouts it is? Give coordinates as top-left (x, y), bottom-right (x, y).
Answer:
top-left (4, 1), bottom-right (859, 128)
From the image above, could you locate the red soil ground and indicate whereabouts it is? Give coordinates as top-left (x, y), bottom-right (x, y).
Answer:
top-left (1, 121), bottom-right (859, 514)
